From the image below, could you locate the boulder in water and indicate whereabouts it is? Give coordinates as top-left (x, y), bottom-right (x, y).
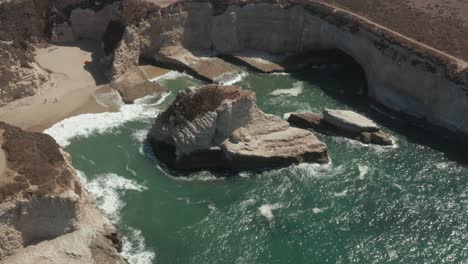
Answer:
top-left (323, 109), bottom-right (380, 133)
top-left (288, 111), bottom-right (393, 146)
top-left (147, 85), bottom-right (329, 171)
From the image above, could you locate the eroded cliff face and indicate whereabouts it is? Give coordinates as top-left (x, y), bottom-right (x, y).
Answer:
top-left (111, 0), bottom-right (468, 137)
top-left (0, 0), bottom-right (122, 104)
top-left (0, 122), bottom-right (126, 263)
top-left (0, 41), bottom-right (49, 104)
top-left (148, 85), bottom-right (329, 170)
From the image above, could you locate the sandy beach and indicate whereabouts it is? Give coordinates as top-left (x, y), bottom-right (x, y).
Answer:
top-left (0, 40), bottom-right (169, 132)
top-left (0, 40), bottom-right (112, 132)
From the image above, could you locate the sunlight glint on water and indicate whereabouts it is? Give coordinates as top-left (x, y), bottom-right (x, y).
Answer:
top-left (48, 66), bottom-right (468, 264)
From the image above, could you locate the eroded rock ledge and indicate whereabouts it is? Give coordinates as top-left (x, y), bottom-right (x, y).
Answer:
top-left (288, 110), bottom-right (393, 146)
top-left (0, 122), bottom-right (126, 263)
top-left (148, 85), bottom-right (329, 171)
top-left (109, 0), bottom-right (468, 139)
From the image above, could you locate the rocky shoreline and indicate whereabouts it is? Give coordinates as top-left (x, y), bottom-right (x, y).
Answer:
top-left (0, 122), bottom-right (127, 263)
top-left (107, 0), bottom-right (468, 139)
top-left (288, 110), bottom-right (393, 146)
top-left (148, 85), bottom-right (329, 171)
top-left (0, 0), bottom-right (468, 262)
top-left (1, 0), bottom-right (467, 136)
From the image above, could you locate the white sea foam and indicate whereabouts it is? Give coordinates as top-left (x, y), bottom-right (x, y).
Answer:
top-left (283, 112), bottom-right (293, 120)
top-left (358, 165), bottom-right (369, 180)
top-left (148, 71), bottom-right (191, 82)
top-left (132, 129), bottom-right (148, 143)
top-left (312, 207), bottom-right (327, 214)
top-left (392, 183), bottom-right (404, 191)
top-left (259, 203), bottom-right (282, 220)
top-left (126, 164), bottom-right (137, 177)
top-left (435, 162), bottom-right (450, 170)
top-left (208, 203), bottom-right (217, 213)
top-left (334, 190), bottom-right (348, 197)
top-left (132, 129), bottom-right (150, 156)
top-left (239, 198), bottom-right (256, 210)
top-left (134, 91), bottom-right (171, 105)
top-left (215, 71), bottom-right (248, 85)
top-left (122, 228), bottom-right (156, 264)
top-left (330, 135), bottom-right (398, 153)
top-left (270, 81), bottom-right (303, 96)
top-left (78, 172), bottom-right (147, 220)
top-left (269, 72), bottom-right (290, 76)
top-left (77, 171), bottom-right (153, 264)
top-left (45, 98), bottom-right (162, 147)
top-left (171, 171), bottom-right (226, 182)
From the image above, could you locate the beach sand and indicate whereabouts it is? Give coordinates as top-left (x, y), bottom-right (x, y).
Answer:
top-left (0, 40), bottom-right (114, 132)
top-left (0, 40), bottom-right (171, 133)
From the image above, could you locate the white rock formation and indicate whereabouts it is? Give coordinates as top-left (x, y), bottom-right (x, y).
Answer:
top-left (148, 85), bottom-right (329, 170)
top-left (323, 109), bottom-right (380, 133)
top-left (112, 0), bottom-right (468, 138)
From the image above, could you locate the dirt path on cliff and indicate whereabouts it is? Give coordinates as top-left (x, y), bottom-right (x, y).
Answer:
top-left (311, 0), bottom-right (468, 69)
top-left (318, 0), bottom-right (468, 63)
top-left (0, 40), bottom-right (119, 132)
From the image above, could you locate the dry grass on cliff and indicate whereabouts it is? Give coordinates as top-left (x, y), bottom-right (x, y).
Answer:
top-left (320, 0), bottom-right (468, 61)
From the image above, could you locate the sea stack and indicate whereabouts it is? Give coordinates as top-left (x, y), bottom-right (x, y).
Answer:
top-left (147, 85), bottom-right (329, 171)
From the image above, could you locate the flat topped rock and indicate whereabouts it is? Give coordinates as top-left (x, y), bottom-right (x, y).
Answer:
top-left (288, 112), bottom-right (393, 146)
top-left (157, 47), bottom-right (240, 83)
top-left (148, 85), bottom-right (329, 171)
top-left (323, 109), bottom-right (380, 133)
top-left (112, 66), bottom-right (169, 104)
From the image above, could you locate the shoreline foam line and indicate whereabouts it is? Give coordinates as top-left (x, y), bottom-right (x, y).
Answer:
top-left (44, 92), bottom-right (170, 147)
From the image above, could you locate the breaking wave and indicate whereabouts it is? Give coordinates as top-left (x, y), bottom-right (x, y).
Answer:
top-left (258, 203), bottom-right (282, 220)
top-left (270, 81), bottom-right (303, 96)
top-left (44, 92), bottom-right (169, 147)
top-left (77, 171), bottom-right (155, 264)
top-left (122, 228), bottom-right (156, 264)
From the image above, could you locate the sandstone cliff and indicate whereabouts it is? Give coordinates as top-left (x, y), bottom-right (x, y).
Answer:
top-left (0, 122), bottom-right (126, 263)
top-left (0, 0), bottom-right (121, 104)
top-left (109, 0), bottom-right (468, 139)
top-left (148, 85), bottom-right (329, 170)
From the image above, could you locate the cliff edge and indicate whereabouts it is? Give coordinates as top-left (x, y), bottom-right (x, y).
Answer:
top-left (0, 122), bottom-right (126, 263)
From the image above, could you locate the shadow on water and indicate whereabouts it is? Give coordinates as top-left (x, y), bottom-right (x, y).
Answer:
top-left (290, 62), bottom-right (468, 166)
top-left (141, 139), bottom-right (243, 178)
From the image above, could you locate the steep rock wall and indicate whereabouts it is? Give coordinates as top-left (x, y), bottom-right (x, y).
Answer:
top-left (114, 0), bottom-right (468, 137)
top-left (0, 122), bottom-right (126, 263)
top-left (0, 41), bottom-right (49, 104)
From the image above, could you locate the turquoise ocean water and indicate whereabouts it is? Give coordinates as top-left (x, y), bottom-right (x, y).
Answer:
top-left (46, 65), bottom-right (467, 264)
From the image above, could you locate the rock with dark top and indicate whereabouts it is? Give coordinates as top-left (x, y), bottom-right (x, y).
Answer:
top-left (288, 111), bottom-right (393, 146)
top-left (148, 85), bottom-right (329, 171)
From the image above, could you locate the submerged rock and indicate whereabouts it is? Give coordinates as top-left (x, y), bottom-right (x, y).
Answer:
top-left (148, 85), bottom-right (329, 171)
top-left (288, 111), bottom-right (393, 146)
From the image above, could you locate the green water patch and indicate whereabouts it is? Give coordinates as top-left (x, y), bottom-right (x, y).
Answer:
top-left (61, 66), bottom-right (468, 264)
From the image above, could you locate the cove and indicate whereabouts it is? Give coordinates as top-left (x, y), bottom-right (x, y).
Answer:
top-left (59, 64), bottom-right (467, 264)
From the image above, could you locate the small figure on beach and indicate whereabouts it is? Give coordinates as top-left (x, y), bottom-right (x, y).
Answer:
top-left (53, 98), bottom-right (58, 103)
top-left (43, 99), bottom-right (47, 104)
